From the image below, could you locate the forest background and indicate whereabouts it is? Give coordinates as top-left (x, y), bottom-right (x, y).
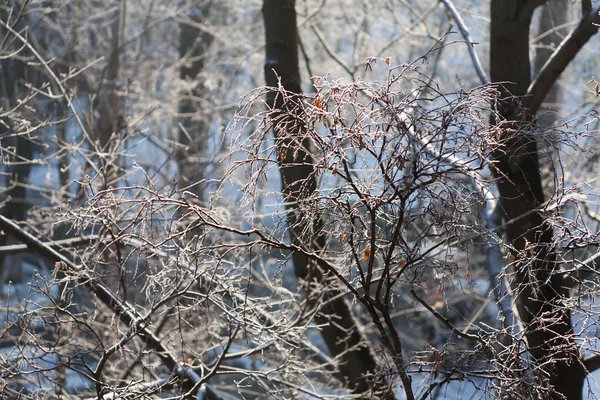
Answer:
top-left (1, 0), bottom-right (600, 399)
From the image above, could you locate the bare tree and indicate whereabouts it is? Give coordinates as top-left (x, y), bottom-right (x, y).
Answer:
top-left (1, 1), bottom-right (600, 399)
top-left (176, 1), bottom-right (214, 202)
top-left (489, 2), bottom-right (600, 399)
top-left (262, 0), bottom-right (389, 396)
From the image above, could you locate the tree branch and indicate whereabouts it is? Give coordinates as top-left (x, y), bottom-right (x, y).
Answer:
top-left (0, 214), bottom-right (211, 398)
top-left (0, 235), bottom-right (97, 254)
top-left (310, 24), bottom-right (355, 79)
top-left (439, 0), bottom-right (489, 85)
top-left (584, 353), bottom-right (600, 373)
top-left (410, 288), bottom-right (483, 342)
top-left (526, 6), bottom-right (600, 115)
top-left (564, 251), bottom-right (600, 288)
top-left (118, 235), bottom-right (338, 374)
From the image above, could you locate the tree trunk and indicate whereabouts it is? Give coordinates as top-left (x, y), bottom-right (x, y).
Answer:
top-left (95, 0), bottom-right (125, 295)
top-left (490, 1), bottom-right (585, 399)
top-left (262, 0), bottom-right (390, 396)
top-left (177, 1), bottom-right (214, 202)
top-left (96, 0), bottom-right (124, 190)
top-left (0, 3), bottom-right (34, 293)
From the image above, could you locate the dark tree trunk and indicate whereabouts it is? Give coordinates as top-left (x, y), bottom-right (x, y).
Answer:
top-left (0, 3), bottom-right (34, 291)
top-left (177, 1), bottom-right (214, 202)
top-left (96, 0), bottom-right (124, 190)
top-left (262, 0), bottom-right (391, 396)
top-left (490, 1), bottom-right (585, 399)
top-left (92, 0), bottom-right (126, 296)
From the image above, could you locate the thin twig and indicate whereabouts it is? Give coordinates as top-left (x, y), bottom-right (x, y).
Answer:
top-left (310, 24), bottom-right (355, 79)
top-left (0, 214), bottom-right (212, 397)
top-left (0, 235), bottom-right (97, 254)
top-left (410, 288), bottom-right (482, 342)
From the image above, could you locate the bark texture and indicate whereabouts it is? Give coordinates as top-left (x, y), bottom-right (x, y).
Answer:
top-left (490, 1), bottom-right (586, 398)
top-left (262, 0), bottom-right (390, 396)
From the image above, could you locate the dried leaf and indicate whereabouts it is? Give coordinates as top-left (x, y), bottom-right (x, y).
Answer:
top-left (363, 246), bottom-right (371, 261)
top-left (434, 362), bottom-right (442, 377)
top-left (314, 97), bottom-right (323, 109)
top-left (339, 233), bottom-right (347, 246)
top-left (278, 148), bottom-right (287, 161)
top-left (385, 57), bottom-right (391, 64)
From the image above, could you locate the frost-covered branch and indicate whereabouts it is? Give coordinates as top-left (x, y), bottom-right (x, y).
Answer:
top-left (439, 0), bottom-right (489, 85)
top-left (527, 6), bottom-right (600, 114)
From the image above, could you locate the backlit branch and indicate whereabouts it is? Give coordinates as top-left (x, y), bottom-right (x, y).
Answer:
top-left (527, 6), bottom-right (600, 114)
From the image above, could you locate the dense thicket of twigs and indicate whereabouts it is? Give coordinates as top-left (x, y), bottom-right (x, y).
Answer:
top-left (1, 1), bottom-right (600, 399)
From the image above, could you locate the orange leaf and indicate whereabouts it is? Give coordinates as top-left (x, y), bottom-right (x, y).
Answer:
top-left (278, 148), bottom-right (287, 161)
top-left (314, 97), bottom-right (323, 109)
top-left (363, 246), bottom-right (371, 261)
top-left (509, 254), bottom-right (515, 262)
top-left (385, 57), bottom-right (391, 64)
